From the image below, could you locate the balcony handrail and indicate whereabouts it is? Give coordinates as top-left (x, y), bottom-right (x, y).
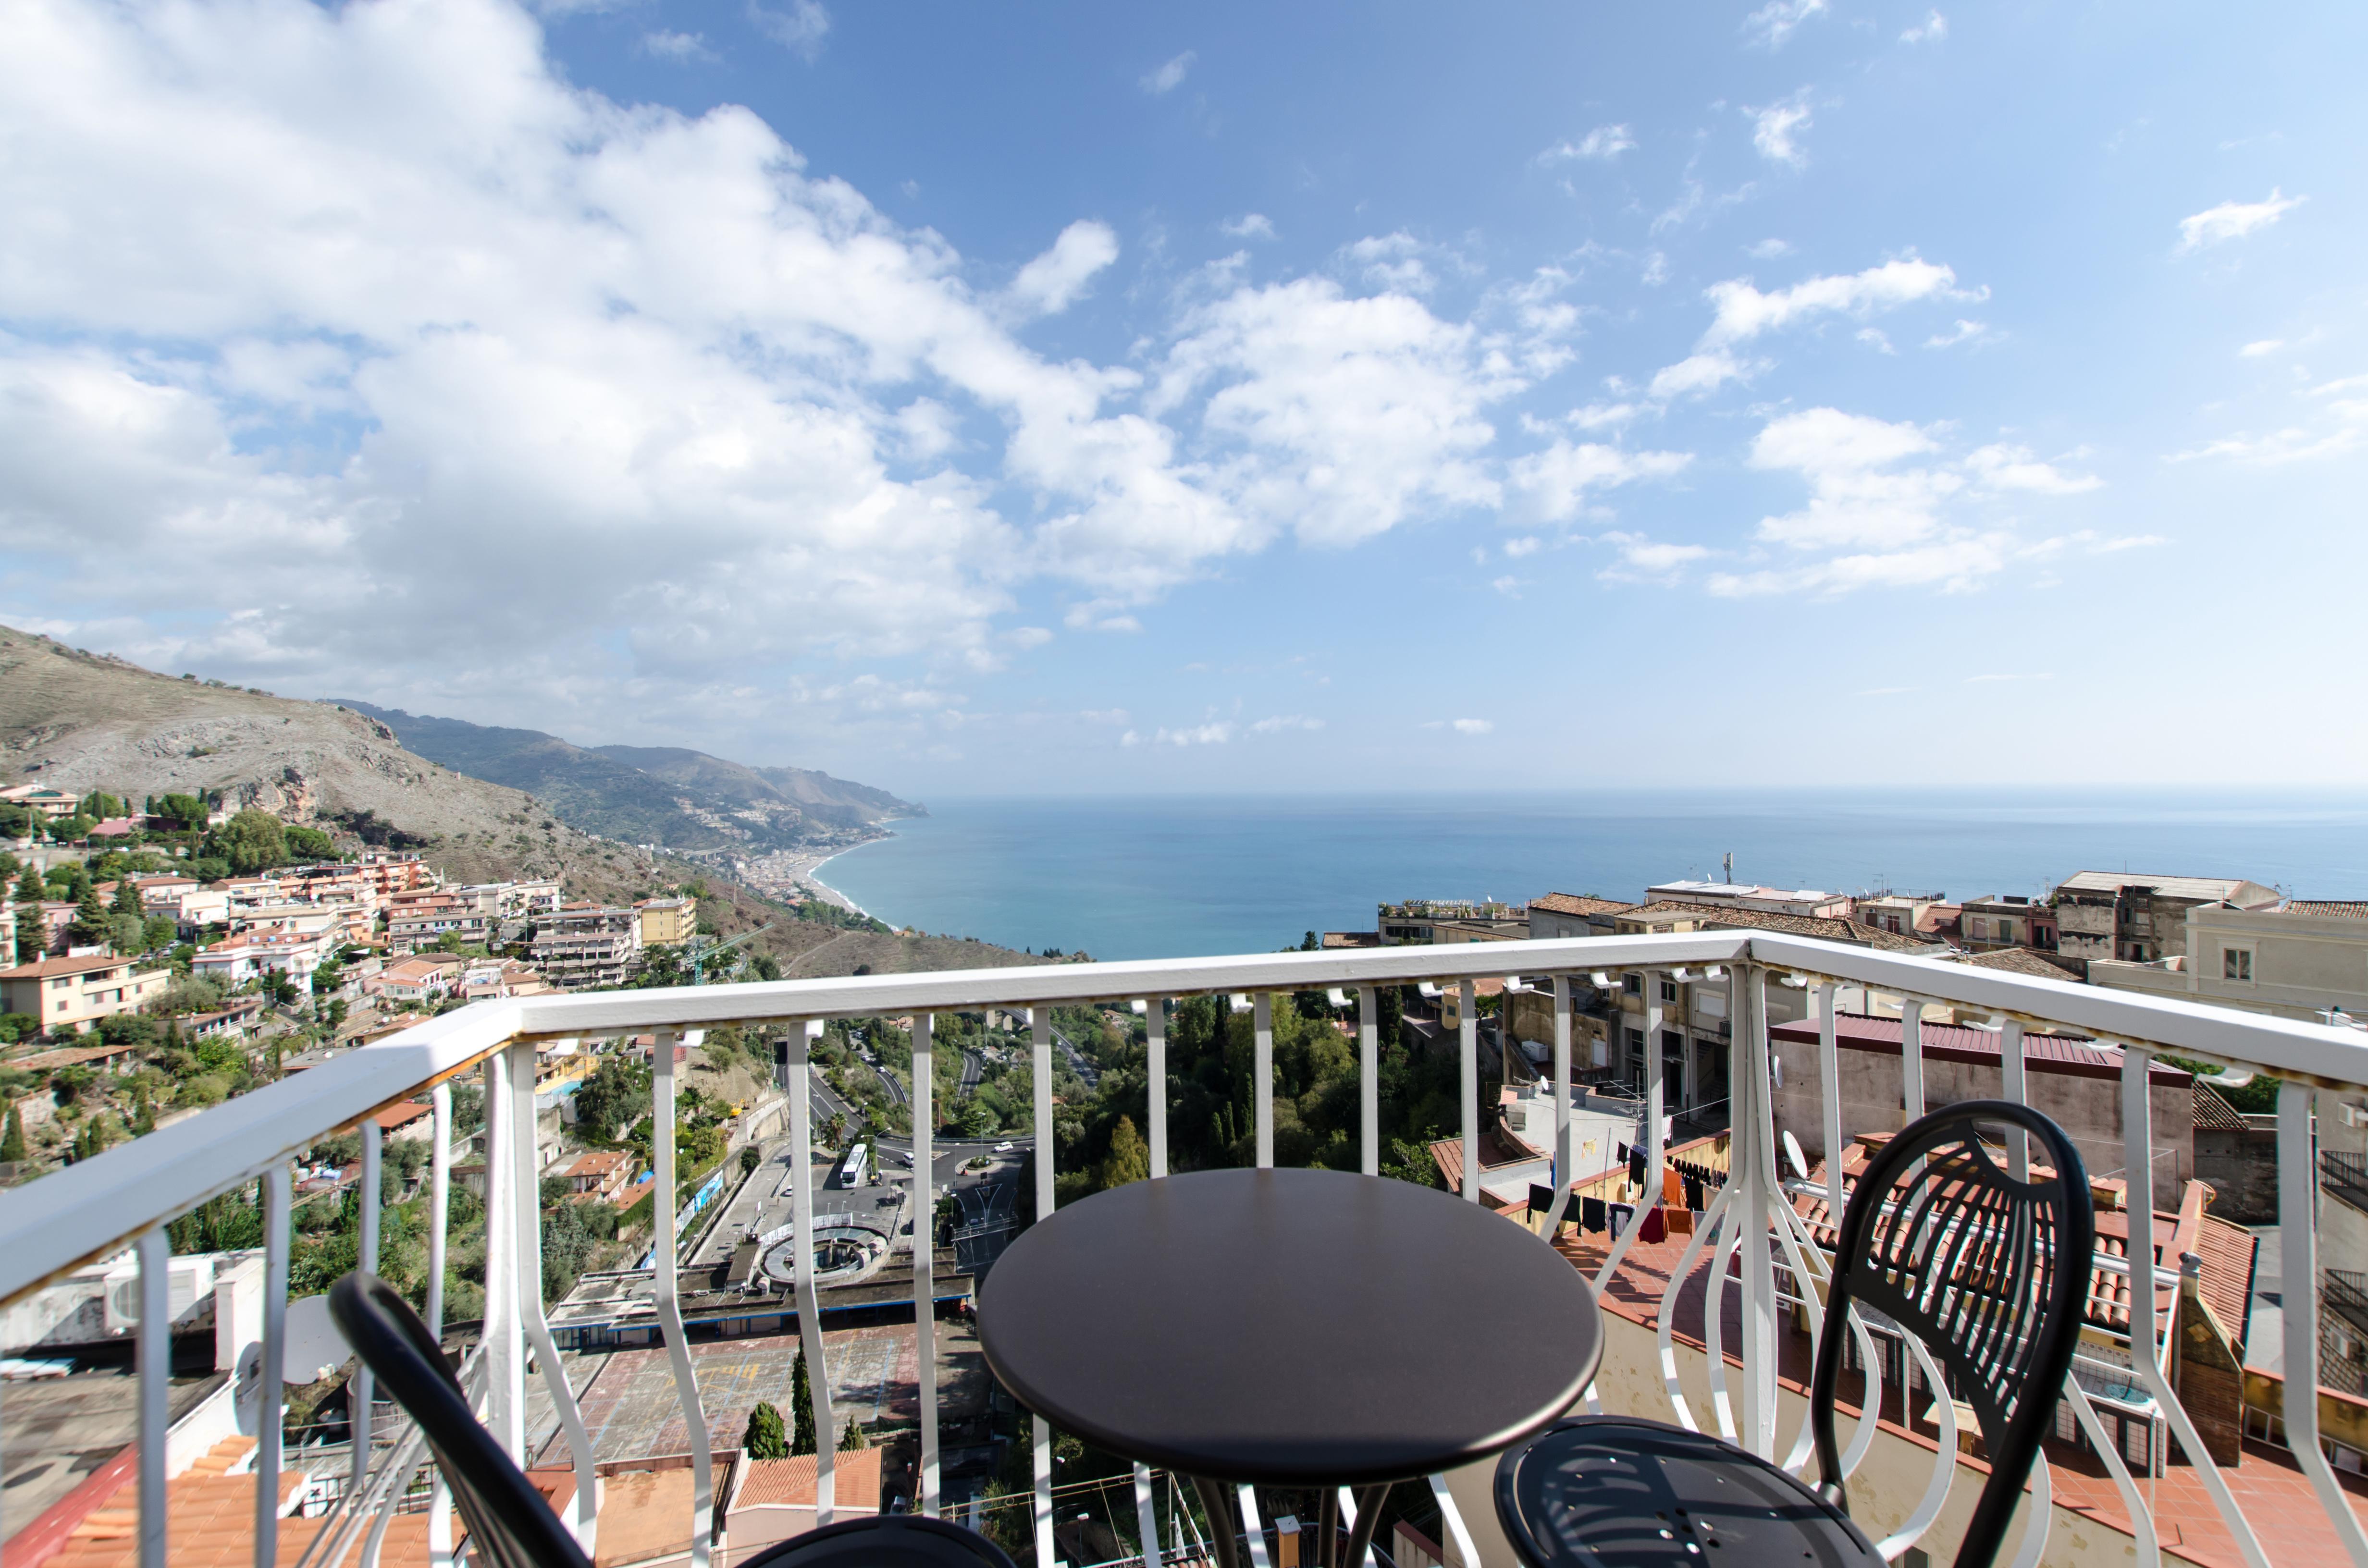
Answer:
top-left (8, 929), bottom-right (2368, 1310)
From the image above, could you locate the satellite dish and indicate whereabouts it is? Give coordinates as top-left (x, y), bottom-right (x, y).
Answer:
top-left (1782, 1129), bottom-right (1810, 1181)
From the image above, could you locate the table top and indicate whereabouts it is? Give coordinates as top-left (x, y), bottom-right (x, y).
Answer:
top-left (976, 1166), bottom-right (1602, 1486)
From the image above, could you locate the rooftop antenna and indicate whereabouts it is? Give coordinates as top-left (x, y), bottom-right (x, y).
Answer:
top-left (1722, 851), bottom-right (1734, 885)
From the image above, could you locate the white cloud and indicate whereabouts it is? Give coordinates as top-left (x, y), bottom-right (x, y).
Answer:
top-left (1538, 125), bottom-right (1636, 163)
top-left (1140, 50), bottom-right (1195, 95)
top-left (1567, 401), bottom-right (1642, 430)
top-left (1745, 0), bottom-right (1827, 48)
top-left (1597, 533), bottom-right (1711, 582)
top-left (1648, 350), bottom-right (1756, 400)
top-left (1221, 213), bottom-right (1275, 240)
top-left (747, 0), bottom-right (828, 58)
top-left (1749, 408), bottom-right (1952, 549)
top-left (1007, 220), bottom-right (1120, 317)
top-left (1502, 536), bottom-right (1542, 558)
top-left (1924, 319), bottom-right (1988, 349)
top-left (1748, 238), bottom-right (1793, 259)
top-left (1900, 11), bottom-right (1947, 43)
top-left (1009, 627), bottom-right (1055, 649)
top-left (1510, 442), bottom-right (1693, 522)
top-left (1344, 232), bottom-right (1434, 295)
top-left (1249, 714), bottom-right (1324, 735)
top-left (1420, 717), bottom-right (1495, 735)
top-left (1702, 257), bottom-right (1968, 346)
top-left (2177, 190), bottom-right (2304, 253)
top-left (2239, 339), bottom-right (2283, 357)
top-left (1157, 722), bottom-right (1233, 746)
top-left (639, 29), bottom-right (715, 62)
top-left (1491, 574), bottom-right (1523, 597)
top-left (1856, 328), bottom-right (1896, 354)
top-left (1149, 274), bottom-right (1516, 548)
top-left (2167, 373), bottom-right (2368, 465)
top-left (1750, 92), bottom-right (1815, 166)
top-left (1965, 444), bottom-right (2102, 494)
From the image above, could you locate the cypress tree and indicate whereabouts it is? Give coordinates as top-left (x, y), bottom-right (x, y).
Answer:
top-left (742, 1401), bottom-right (788, 1461)
top-left (0, 1104), bottom-right (25, 1163)
top-left (791, 1346), bottom-right (816, 1455)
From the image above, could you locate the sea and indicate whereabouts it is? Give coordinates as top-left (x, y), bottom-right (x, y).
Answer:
top-left (812, 791), bottom-right (2368, 962)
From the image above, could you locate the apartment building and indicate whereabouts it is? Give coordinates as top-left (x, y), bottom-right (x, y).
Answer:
top-left (1527, 893), bottom-right (1636, 940)
top-left (0, 954), bottom-right (170, 1034)
top-left (1376, 900), bottom-right (1527, 944)
top-left (1958, 893), bottom-right (2060, 953)
top-left (1852, 891), bottom-right (1950, 939)
top-left (387, 892), bottom-right (495, 954)
top-left (191, 926), bottom-right (338, 988)
top-left (2088, 898), bottom-right (2368, 1025)
top-left (2050, 871), bottom-right (2279, 968)
top-left (530, 905), bottom-right (644, 989)
top-left (635, 896), bottom-right (698, 947)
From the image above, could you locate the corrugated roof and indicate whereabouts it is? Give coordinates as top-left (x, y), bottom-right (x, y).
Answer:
top-left (734, 1449), bottom-right (883, 1511)
top-left (1769, 1011), bottom-right (2192, 1084)
top-left (2191, 1081), bottom-right (2250, 1132)
top-left (1532, 893), bottom-right (1639, 918)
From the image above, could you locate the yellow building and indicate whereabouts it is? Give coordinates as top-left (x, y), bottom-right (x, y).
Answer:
top-left (635, 897), bottom-right (697, 948)
top-left (0, 955), bottom-right (170, 1036)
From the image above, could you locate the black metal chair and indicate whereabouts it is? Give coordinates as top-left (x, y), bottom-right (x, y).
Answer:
top-left (329, 1271), bottom-right (1017, 1568)
top-left (1493, 1102), bottom-right (2094, 1568)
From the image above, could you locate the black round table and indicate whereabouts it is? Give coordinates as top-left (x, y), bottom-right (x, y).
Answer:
top-left (977, 1167), bottom-right (1602, 1568)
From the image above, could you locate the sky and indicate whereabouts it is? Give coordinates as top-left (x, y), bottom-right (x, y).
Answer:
top-left (2, 0), bottom-right (2364, 795)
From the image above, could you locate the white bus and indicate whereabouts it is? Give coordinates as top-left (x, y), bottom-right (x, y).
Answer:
top-left (838, 1142), bottom-right (870, 1188)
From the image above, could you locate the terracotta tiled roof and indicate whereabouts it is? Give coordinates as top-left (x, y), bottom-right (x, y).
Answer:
top-left (0, 954), bottom-right (134, 980)
top-left (2192, 1081), bottom-right (2250, 1133)
top-left (2285, 900), bottom-right (2368, 919)
top-left (1954, 945), bottom-right (2084, 980)
top-left (1532, 893), bottom-right (1637, 918)
top-left (1621, 901), bottom-right (1945, 954)
top-left (733, 1449), bottom-right (884, 1511)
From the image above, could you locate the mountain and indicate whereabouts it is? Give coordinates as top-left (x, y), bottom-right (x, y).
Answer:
top-left (335, 703), bottom-right (920, 857)
top-left (0, 625), bottom-right (657, 899)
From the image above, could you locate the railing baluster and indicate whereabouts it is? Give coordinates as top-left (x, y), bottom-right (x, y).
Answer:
top-left (427, 1082), bottom-right (450, 1337)
top-left (1357, 985), bottom-right (1379, 1177)
top-left (256, 1165), bottom-right (289, 1568)
top-left (1544, 976), bottom-right (1573, 1232)
top-left (1815, 983), bottom-right (1842, 1216)
top-left (1134, 1461), bottom-right (1163, 1568)
top-left (787, 1021), bottom-right (838, 1522)
top-left (353, 1116), bottom-right (380, 1498)
top-left (913, 1013), bottom-right (940, 1517)
top-left (1029, 1007), bottom-right (1054, 1568)
top-left (653, 1027), bottom-right (715, 1567)
top-left (136, 1225), bottom-right (168, 1568)
top-left (1457, 979), bottom-right (1478, 1201)
top-left (1253, 992), bottom-right (1274, 1169)
top-left (515, 1047), bottom-right (598, 1552)
top-left (484, 1046), bottom-right (523, 1458)
top-left (1899, 999), bottom-right (1925, 1126)
top-left (1145, 999), bottom-right (1170, 1180)
top-left (1998, 1017), bottom-right (2028, 1179)
top-left (2119, 1046), bottom-right (2270, 1568)
top-left (2277, 1080), bottom-right (2368, 1566)
top-left (1735, 964), bottom-right (1777, 1458)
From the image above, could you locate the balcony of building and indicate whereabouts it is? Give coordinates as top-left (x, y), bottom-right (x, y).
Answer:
top-left (4, 933), bottom-right (2368, 1568)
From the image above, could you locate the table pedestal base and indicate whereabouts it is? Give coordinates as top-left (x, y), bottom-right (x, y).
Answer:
top-left (1187, 1478), bottom-right (1393, 1568)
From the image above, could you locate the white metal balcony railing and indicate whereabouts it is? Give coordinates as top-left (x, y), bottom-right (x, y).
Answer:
top-left (5, 933), bottom-right (2368, 1568)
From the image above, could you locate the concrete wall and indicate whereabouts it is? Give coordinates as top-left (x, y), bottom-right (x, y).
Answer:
top-left (1769, 1038), bottom-right (2193, 1211)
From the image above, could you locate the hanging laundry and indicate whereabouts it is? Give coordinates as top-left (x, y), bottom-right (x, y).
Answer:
top-left (1581, 1196), bottom-right (1607, 1234)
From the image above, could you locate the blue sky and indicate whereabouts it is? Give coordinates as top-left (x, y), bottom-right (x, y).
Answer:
top-left (2, 0), bottom-right (2362, 793)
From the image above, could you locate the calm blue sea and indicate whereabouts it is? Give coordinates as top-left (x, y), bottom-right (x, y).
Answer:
top-left (813, 791), bottom-right (2368, 962)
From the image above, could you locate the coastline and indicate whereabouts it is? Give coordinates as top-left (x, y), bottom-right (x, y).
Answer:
top-left (735, 828), bottom-right (896, 921)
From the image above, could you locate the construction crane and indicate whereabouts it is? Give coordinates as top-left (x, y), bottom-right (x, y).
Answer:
top-left (686, 923), bottom-right (773, 985)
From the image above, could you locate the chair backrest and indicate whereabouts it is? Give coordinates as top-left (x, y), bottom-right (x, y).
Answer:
top-left (329, 1271), bottom-right (592, 1568)
top-left (1807, 1102), bottom-right (2094, 1568)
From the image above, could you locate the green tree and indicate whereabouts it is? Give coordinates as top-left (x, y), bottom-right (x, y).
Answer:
top-left (155, 795), bottom-right (210, 832)
top-left (283, 824), bottom-right (335, 860)
top-left (0, 1103), bottom-right (24, 1163)
top-left (743, 1401), bottom-right (789, 1461)
top-left (208, 810), bottom-right (288, 875)
top-left (838, 1421), bottom-right (868, 1452)
top-left (14, 905), bottom-right (45, 964)
top-left (739, 1144), bottom-right (762, 1176)
top-left (141, 914), bottom-right (178, 953)
top-left (111, 877), bottom-right (142, 918)
top-left (70, 887), bottom-right (111, 947)
top-left (823, 1111), bottom-right (847, 1148)
top-left (791, 1347), bottom-right (816, 1455)
top-left (1099, 1115), bottom-right (1148, 1189)
top-left (12, 866), bottom-right (42, 906)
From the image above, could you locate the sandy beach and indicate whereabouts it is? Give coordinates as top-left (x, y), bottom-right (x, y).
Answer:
top-left (739, 838), bottom-right (883, 918)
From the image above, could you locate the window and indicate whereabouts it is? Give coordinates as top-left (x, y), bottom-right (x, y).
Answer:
top-left (1658, 978), bottom-right (1678, 1004)
top-left (1623, 973), bottom-right (1642, 996)
top-left (1998, 920), bottom-right (2016, 943)
top-left (2224, 948), bottom-right (2254, 982)
top-left (1969, 918), bottom-right (1986, 939)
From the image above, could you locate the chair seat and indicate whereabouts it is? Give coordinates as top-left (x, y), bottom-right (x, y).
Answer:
top-left (740, 1514), bottom-right (1018, 1568)
top-left (1495, 1417), bottom-right (1883, 1568)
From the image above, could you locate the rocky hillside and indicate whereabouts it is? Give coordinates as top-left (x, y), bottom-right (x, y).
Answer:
top-left (0, 625), bottom-right (1044, 977)
top-left (337, 703), bottom-right (919, 857)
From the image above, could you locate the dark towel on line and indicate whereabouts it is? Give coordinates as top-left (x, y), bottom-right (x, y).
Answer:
top-left (1684, 1174), bottom-right (1705, 1211)
top-left (1581, 1197), bottom-right (1607, 1234)
top-left (1628, 1150), bottom-right (1647, 1188)
top-left (1608, 1201), bottom-right (1634, 1239)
